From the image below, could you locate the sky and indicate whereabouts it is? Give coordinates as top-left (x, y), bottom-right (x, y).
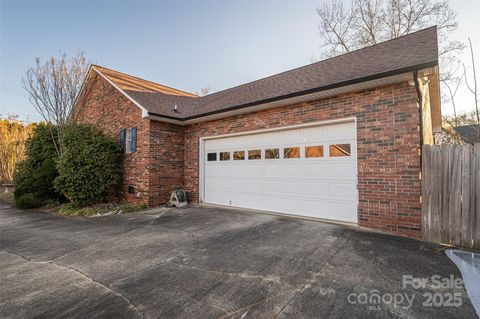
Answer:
top-left (0, 0), bottom-right (479, 123)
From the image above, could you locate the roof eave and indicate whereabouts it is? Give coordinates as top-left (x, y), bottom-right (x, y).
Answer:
top-left (147, 60), bottom-right (438, 125)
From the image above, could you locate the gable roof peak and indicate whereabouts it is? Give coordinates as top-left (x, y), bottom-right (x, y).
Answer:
top-left (92, 64), bottom-right (198, 98)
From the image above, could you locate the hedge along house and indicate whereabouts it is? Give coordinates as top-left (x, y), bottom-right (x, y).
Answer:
top-left (73, 27), bottom-right (441, 239)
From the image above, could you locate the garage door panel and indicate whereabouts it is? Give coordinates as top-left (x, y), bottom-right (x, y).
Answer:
top-left (326, 122), bottom-right (355, 140)
top-left (304, 200), bottom-right (356, 222)
top-left (281, 198), bottom-right (305, 214)
top-left (232, 179), bottom-right (263, 193)
top-left (264, 165), bottom-right (283, 178)
top-left (282, 164), bottom-right (303, 177)
top-left (303, 126), bottom-right (327, 142)
top-left (328, 202), bottom-right (357, 222)
top-left (240, 165), bottom-right (263, 177)
top-left (328, 162), bottom-right (356, 179)
top-left (206, 165), bottom-right (233, 177)
top-left (303, 163), bottom-right (329, 177)
top-left (205, 190), bottom-right (230, 205)
top-left (304, 200), bottom-right (332, 217)
top-left (281, 129), bottom-right (302, 143)
top-left (263, 180), bottom-right (283, 193)
top-left (264, 196), bottom-right (285, 212)
top-left (304, 182), bottom-right (329, 197)
top-left (234, 194), bottom-right (264, 210)
top-left (204, 121), bottom-right (358, 223)
top-left (328, 182), bottom-right (357, 200)
top-left (281, 181), bottom-right (304, 195)
top-left (205, 178), bottom-right (230, 192)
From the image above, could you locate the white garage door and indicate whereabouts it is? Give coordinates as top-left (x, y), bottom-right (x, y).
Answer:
top-left (203, 121), bottom-right (358, 223)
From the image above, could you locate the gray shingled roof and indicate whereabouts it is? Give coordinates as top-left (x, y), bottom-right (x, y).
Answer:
top-left (96, 26), bottom-right (438, 121)
top-left (454, 124), bottom-right (480, 144)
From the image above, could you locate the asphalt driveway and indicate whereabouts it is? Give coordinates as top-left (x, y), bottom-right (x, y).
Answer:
top-left (0, 200), bottom-right (477, 318)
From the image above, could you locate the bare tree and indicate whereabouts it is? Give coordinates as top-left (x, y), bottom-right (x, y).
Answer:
top-left (443, 72), bottom-right (463, 126)
top-left (196, 86), bottom-right (211, 97)
top-left (22, 51), bottom-right (89, 156)
top-left (463, 37), bottom-right (479, 124)
top-left (316, 0), bottom-right (464, 82)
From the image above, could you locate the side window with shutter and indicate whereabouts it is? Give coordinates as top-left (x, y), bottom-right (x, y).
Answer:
top-left (131, 127), bottom-right (137, 153)
top-left (120, 129), bottom-right (125, 152)
top-left (122, 127), bottom-right (137, 154)
top-left (125, 128), bottom-right (132, 154)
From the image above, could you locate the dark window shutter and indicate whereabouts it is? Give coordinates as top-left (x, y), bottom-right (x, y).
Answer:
top-left (131, 127), bottom-right (137, 153)
top-left (120, 129), bottom-right (125, 152)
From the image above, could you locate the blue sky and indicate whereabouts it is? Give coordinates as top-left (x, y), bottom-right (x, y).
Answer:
top-left (1, 0), bottom-right (479, 123)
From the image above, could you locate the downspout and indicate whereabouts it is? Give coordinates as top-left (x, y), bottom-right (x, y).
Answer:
top-left (413, 70), bottom-right (424, 166)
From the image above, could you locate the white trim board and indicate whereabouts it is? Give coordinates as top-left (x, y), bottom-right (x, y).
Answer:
top-left (92, 66), bottom-right (150, 117)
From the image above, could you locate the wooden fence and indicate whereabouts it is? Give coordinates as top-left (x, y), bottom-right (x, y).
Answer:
top-left (422, 143), bottom-right (479, 250)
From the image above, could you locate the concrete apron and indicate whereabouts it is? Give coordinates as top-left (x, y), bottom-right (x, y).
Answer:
top-left (446, 250), bottom-right (480, 317)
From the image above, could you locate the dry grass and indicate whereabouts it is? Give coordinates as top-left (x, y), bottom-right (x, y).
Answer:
top-left (0, 191), bottom-right (14, 203)
top-left (53, 202), bottom-right (147, 217)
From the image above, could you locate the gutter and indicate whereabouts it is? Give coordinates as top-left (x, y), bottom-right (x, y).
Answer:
top-left (146, 61), bottom-right (438, 124)
top-left (413, 70), bottom-right (424, 165)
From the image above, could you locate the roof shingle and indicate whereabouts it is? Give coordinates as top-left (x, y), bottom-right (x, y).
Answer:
top-left (93, 26), bottom-right (438, 120)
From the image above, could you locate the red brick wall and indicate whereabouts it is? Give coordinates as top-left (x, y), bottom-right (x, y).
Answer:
top-left (79, 73), bottom-right (186, 206)
top-left (184, 82), bottom-right (422, 238)
top-left (78, 74), bottom-right (150, 205)
top-left (148, 121), bottom-right (185, 206)
top-left (80, 74), bottom-right (422, 238)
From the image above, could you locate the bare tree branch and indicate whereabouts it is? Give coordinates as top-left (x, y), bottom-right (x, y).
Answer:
top-left (463, 37), bottom-right (479, 124)
top-left (316, 0), bottom-right (465, 114)
top-left (195, 86), bottom-right (211, 97)
top-left (444, 72), bottom-right (463, 126)
top-left (22, 51), bottom-right (90, 156)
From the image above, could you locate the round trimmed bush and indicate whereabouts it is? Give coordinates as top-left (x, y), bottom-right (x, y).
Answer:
top-left (15, 193), bottom-right (41, 209)
top-left (54, 124), bottom-right (122, 206)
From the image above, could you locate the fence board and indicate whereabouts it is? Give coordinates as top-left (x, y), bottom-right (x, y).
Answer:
top-left (441, 145), bottom-right (452, 244)
top-left (422, 146), bottom-right (432, 241)
top-left (461, 145), bottom-right (472, 248)
top-left (431, 145), bottom-right (442, 244)
top-left (474, 144), bottom-right (480, 249)
top-left (422, 143), bottom-right (479, 250)
top-left (449, 145), bottom-right (462, 245)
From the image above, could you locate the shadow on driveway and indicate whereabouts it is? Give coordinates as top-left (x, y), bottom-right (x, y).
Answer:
top-left (0, 201), bottom-right (477, 318)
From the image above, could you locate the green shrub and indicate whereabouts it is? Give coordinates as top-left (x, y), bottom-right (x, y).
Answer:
top-left (54, 124), bottom-right (122, 206)
top-left (14, 124), bottom-right (63, 208)
top-left (15, 193), bottom-right (42, 209)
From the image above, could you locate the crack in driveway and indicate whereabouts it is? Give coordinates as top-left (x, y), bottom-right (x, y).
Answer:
top-left (2, 250), bottom-right (144, 319)
top-left (169, 259), bottom-right (290, 287)
top-left (271, 236), bottom-right (351, 319)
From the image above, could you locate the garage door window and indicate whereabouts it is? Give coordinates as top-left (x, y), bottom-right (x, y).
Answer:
top-left (305, 146), bottom-right (324, 158)
top-left (220, 152), bottom-right (231, 161)
top-left (248, 150), bottom-right (261, 160)
top-left (207, 153), bottom-right (217, 161)
top-left (233, 151), bottom-right (245, 160)
top-left (284, 147), bottom-right (300, 159)
top-left (329, 144), bottom-right (351, 157)
top-left (265, 148), bottom-right (279, 159)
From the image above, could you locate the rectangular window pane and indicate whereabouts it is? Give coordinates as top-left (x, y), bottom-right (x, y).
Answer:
top-left (265, 148), bottom-right (279, 159)
top-left (248, 150), bottom-right (261, 160)
top-left (329, 144), bottom-right (351, 157)
top-left (284, 147), bottom-right (300, 159)
top-left (233, 151), bottom-right (245, 160)
top-left (305, 146), bottom-right (324, 158)
top-left (125, 128), bottom-right (132, 154)
top-left (220, 152), bottom-right (230, 161)
top-left (207, 153), bottom-right (217, 161)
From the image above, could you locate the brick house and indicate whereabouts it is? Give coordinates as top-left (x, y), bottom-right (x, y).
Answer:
top-left (73, 27), bottom-right (441, 238)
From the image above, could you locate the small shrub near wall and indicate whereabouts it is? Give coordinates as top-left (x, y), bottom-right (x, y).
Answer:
top-left (54, 124), bottom-right (122, 206)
